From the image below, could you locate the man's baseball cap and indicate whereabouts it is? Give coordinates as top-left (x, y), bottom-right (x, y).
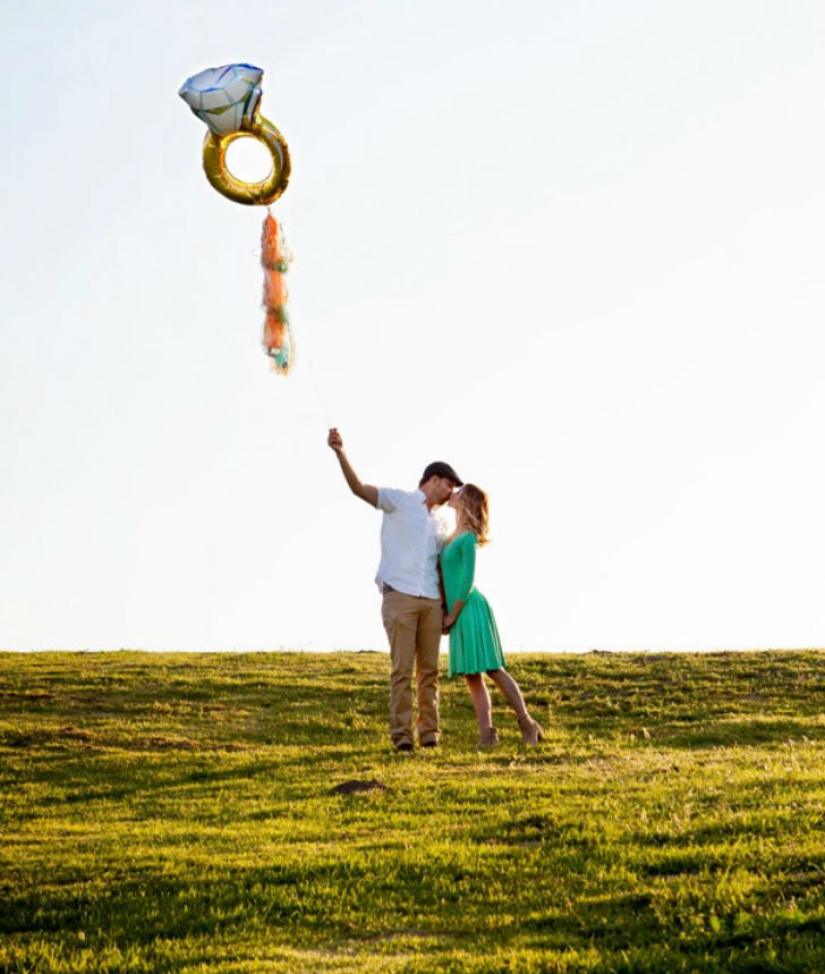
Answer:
top-left (421, 461), bottom-right (463, 486)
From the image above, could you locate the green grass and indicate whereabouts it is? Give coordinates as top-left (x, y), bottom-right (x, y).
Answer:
top-left (3, 649), bottom-right (825, 973)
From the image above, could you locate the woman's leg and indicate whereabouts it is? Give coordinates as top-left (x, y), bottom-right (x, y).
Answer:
top-left (488, 668), bottom-right (544, 743)
top-left (465, 673), bottom-right (492, 731)
top-left (486, 668), bottom-right (529, 722)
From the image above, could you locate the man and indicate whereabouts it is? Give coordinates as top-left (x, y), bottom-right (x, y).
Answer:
top-left (327, 428), bottom-right (462, 752)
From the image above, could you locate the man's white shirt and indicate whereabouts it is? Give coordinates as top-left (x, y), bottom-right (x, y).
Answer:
top-left (375, 487), bottom-right (446, 599)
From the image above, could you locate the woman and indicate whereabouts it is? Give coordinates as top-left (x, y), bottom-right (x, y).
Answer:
top-left (440, 484), bottom-right (544, 747)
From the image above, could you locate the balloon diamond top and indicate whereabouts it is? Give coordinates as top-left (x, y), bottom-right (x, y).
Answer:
top-left (179, 63), bottom-right (291, 206)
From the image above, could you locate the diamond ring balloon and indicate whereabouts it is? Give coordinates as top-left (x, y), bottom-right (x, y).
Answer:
top-left (179, 63), bottom-right (291, 206)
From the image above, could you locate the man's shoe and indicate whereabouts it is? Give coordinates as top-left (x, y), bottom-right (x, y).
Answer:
top-left (395, 741), bottom-right (414, 753)
top-left (420, 739), bottom-right (439, 749)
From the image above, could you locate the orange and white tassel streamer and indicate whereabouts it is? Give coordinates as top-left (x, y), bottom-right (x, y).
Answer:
top-left (261, 211), bottom-right (293, 374)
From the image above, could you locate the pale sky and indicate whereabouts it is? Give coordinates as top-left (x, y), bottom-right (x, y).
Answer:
top-left (2, 0), bottom-right (824, 653)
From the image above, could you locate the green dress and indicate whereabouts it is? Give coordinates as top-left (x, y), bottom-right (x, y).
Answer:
top-left (440, 531), bottom-right (506, 677)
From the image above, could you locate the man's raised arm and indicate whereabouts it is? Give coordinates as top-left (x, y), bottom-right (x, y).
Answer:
top-left (327, 428), bottom-right (379, 507)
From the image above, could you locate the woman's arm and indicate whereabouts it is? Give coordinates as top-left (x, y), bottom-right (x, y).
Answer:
top-left (443, 535), bottom-right (476, 628)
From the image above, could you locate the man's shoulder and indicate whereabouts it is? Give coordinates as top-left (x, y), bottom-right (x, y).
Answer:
top-left (377, 486), bottom-right (421, 512)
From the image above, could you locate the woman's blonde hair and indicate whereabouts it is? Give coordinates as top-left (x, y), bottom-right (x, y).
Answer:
top-left (459, 483), bottom-right (490, 546)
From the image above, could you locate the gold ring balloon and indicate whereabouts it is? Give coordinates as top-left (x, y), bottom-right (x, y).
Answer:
top-left (202, 117), bottom-right (291, 206)
top-left (179, 63), bottom-right (291, 206)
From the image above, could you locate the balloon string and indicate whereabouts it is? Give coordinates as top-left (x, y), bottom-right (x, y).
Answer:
top-left (301, 341), bottom-right (334, 429)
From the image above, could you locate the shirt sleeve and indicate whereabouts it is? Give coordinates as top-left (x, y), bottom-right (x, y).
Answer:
top-left (377, 487), bottom-right (403, 513)
top-left (455, 533), bottom-right (477, 602)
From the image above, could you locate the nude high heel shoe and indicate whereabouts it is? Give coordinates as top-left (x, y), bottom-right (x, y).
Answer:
top-left (518, 715), bottom-right (544, 746)
top-left (477, 727), bottom-right (500, 748)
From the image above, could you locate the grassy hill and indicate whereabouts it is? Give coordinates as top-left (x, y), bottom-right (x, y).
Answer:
top-left (2, 649), bottom-right (825, 973)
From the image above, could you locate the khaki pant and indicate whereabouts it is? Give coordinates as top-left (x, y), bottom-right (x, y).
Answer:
top-left (381, 592), bottom-right (442, 747)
